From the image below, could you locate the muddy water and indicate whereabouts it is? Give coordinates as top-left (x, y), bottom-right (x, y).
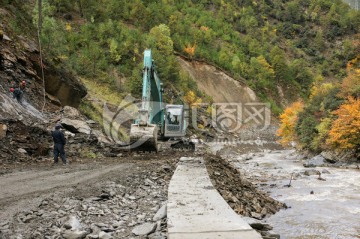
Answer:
top-left (234, 150), bottom-right (360, 239)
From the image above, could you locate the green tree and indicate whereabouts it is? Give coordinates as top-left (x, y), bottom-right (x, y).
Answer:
top-left (249, 55), bottom-right (275, 90)
top-left (146, 24), bottom-right (179, 84)
top-left (270, 46), bottom-right (289, 83)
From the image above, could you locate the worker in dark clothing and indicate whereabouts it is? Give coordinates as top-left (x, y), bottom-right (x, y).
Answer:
top-left (10, 81), bottom-right (26, 104)
top-left (52, 124), bottom-right (67, 165)
top-left (11, 87), bottom-right (23, 103)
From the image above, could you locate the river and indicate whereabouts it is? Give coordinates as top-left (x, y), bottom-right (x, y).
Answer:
top-left (233, 150), bottom-right (360, 239)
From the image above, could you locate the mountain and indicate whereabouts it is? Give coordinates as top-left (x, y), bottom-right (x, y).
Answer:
top-left (1, 0), bottom-right (359, 156)
top-left (17, 0), bottom-right (359, 113)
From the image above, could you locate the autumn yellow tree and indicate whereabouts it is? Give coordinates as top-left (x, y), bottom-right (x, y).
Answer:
top-left (339, 56), bottom-right (360, 99)
top-left (326, 97), bottom-right (360, 150)
top-left (183, 90), bottom-right (202, 107)
top-left (184, 43), bottom-right (196, 59)
top-left (277, 101), bottom-right (304, 146)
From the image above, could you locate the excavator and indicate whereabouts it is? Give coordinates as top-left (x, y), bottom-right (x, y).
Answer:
top-left (129, 49), bottom-right (195, 152)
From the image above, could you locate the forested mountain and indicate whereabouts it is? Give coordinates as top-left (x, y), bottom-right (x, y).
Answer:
top-left (1, 0), bottom-right (359, 154)
top-left (4, 0), bottom-right (358, 106)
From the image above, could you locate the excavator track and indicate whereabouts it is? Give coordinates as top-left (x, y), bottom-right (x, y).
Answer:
top-left (170, 140), bottom-right (195, 151)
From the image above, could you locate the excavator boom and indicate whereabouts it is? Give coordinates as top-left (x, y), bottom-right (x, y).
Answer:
top-left (129, 49), bottom-right (163, 152)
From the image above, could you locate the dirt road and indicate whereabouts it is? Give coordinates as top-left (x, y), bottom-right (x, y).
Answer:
top-left (0, 152), bottom-right (182, 238)
top-left (0, 161), bottom-right (132, 220)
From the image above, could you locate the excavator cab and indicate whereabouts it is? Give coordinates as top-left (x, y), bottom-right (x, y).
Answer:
top-left (164, 104), bottom-right (195, 151)
top-left (164, 105), bottom-right (186, 138)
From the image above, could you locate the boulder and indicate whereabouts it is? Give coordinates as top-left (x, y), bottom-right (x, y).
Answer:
top-left (63, 106), bottom-right (81, 119)
top-left (98, 231), bottom-right (112, 239)
top-left (60, 118), bottom-right (91, 134)
top-left (62, 230), bottom-right (88, 239)
top-left (63, 215), bottom-right (83, 230)
top-left (321, 151), bottom-right (338, 163)
top-left (303, 155), bottom-right (326, 168)
top-left (17, 148), bottom-right (27, 154)
top-left (132, 223), bottom-right (156, 236)
top-left (304, 169), bottom-right (320, 176)
top-left (153, 204), bottom-right (167, 221)
top-left (2, 34), bottom-right (11, 41)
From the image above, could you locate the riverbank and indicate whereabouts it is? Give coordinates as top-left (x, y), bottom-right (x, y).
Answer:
top-left (226, 149), bottom-right (360, 239)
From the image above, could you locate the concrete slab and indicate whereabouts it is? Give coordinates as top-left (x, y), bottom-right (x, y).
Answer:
top-left (167, 157), bottom-right (262, 239)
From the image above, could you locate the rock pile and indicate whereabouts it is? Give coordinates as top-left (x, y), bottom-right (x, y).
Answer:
top-left (205, 155), bottom-right (287, 220)
top-left (0, 106), bottom-right (120, 167)
top-left (0, 165), bottom-right (172, 239)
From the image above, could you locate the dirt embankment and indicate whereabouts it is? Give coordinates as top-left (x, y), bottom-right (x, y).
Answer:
top-left (178, 57), bottom-right (258, 104)
top-left (205, 154), bottom-right (286, 219)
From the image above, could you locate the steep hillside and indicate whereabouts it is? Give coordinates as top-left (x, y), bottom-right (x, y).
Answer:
top-left (1, 0), bottom-right (359, 156)
top-left (178, 57), bottom-right (258, 103)
top-left (0, 4), bottom-right (86, 113)
top-left (18, 0), bottom-right (359, 113)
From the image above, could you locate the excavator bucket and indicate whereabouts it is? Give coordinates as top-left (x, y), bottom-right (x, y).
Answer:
top-left (129, 124), bottom-right (158, 152)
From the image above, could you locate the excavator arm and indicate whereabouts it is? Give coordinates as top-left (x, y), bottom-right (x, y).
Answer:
top-left (130, 49), bottom-right (164, 151)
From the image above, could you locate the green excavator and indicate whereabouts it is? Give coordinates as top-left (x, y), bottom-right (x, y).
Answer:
top-left (129, 49), bottom-right (195, 152)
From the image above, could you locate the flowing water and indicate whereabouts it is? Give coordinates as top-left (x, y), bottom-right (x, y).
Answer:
top-left (234, 150), bottom-right (360, 239)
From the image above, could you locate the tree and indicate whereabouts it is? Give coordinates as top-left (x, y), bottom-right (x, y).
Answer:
top-left (277, 101), bottom-right (304, 146)
top-left (270, 46), bottom-right (289, 82)
top-left (296, 112), bottom-right (318, 149)
top-left (38, 0), bottom-right (42, 33)
top-left (147, 24), bottom-right (179, 84)
top-left (339, 57), bottom-right (360, 99)
top-left (184, 43), bottom-right (196, 59)
top-left (183, 90), bottom-right (202, 107)
top-left (327, 97), bottom-right (360, 150)
top-left (314, 30), bottom-right (325, 52)
top-left (249, 55), bottom-right (275, 90)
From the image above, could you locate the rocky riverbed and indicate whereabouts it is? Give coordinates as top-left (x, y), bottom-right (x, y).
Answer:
top-left (225, 149), bottom-right (360, 239)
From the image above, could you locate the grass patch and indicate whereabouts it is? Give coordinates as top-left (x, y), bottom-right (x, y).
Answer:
top-left (80, 77), bottom-right (124, 106)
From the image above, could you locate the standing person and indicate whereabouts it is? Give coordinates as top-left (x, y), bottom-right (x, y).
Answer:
top-left (18, 80), bottom-right (26, 102)
top-left (51, 124), bottom-right (67, 165)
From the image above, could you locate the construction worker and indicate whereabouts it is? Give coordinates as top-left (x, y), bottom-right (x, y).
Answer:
top-left (11, 86), bottom-right (23, 103)
top-left (10, 81), bottom-right (26, 104)
top-left (19, 80), bottom-right (26, 91)
top-left (51, 123), bottom-right (67, 165)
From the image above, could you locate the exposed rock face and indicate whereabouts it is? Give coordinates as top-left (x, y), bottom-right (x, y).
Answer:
top-left (0, 10), bottom-right (86, 110)
top-left (178, 57), bottom-right (258, 104)
top-left (42, 67), bottom-right (87, 108)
